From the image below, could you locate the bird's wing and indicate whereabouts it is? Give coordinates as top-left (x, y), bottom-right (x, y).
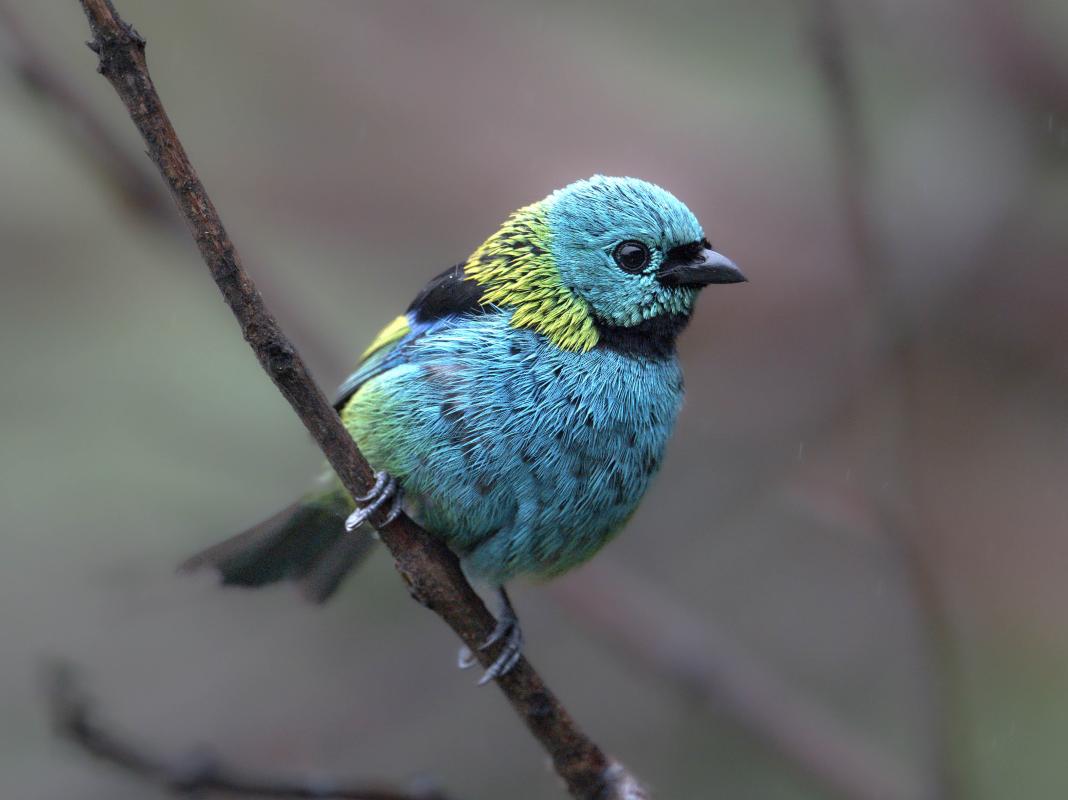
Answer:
top-left (332, 262), bottom-right (489, 411)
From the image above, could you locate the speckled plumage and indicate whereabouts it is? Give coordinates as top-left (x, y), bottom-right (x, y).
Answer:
top-left (343, 312), bottom-right (683, 584)
top-left (187, 175), bottom-right (743, 601)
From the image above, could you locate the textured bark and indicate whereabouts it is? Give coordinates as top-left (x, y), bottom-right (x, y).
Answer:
top-left (76, 1), bottom-right (629, 797)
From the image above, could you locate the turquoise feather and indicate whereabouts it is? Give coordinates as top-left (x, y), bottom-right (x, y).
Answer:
top-left (343, 311), bottom-right (683, 584)
top-left (185, 175), bottom-right (742, 601)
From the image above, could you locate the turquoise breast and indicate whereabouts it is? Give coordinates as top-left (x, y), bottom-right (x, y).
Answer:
top-left (346, 312), bottom-right (684, 584)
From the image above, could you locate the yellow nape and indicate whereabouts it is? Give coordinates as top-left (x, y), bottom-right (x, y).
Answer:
top-left (360, 314), bottom-right (410, 362)
top-left (465, 202), bottom-right (598, 353)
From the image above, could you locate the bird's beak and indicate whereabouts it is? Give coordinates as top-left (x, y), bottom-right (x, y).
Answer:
top-left (657, 247), bottom-right (746, 288)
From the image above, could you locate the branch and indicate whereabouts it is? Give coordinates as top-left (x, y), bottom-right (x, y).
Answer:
top-left (74, 2), bottom-right (636, 798)
top-left (44, 660), bottom-right (453, 800)
top-left (5, 2), bottom-right (957, 794)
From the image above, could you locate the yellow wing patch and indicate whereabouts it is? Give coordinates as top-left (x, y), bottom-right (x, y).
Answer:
top-left (360, 314), bottom-right (411, 362)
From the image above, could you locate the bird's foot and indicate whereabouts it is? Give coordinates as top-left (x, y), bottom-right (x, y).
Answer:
top-left (457, 587), bottom-right (524, 685)
top-left (345, 471), bottom-right (402, 531)
top-left (477, 611), bottom-right (524, 686)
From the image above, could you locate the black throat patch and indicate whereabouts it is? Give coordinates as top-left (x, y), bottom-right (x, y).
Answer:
top-left (593, 313), bottom-right (691, 360)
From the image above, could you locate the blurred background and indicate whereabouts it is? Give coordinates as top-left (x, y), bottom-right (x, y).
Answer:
top-left (2, 1), bottom-right (1067, 798)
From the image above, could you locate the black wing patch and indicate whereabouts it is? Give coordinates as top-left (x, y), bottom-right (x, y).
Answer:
top-left (407, 263), bottom-right (488, 323)
top-left (333, 264), bottom-right (488, 413)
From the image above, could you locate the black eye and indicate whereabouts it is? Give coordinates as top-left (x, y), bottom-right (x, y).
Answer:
top-left (612, 240), bottom-right (650, 273)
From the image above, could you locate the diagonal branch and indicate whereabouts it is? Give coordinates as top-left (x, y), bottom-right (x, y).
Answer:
top-left (13, 6), bottom-right (926, 794)
top-left (73, 2), bottom-right (637, 798)
top-left (44, 660), bottom-right (454, 800)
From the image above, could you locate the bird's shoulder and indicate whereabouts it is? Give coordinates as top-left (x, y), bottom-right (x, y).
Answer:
top-left (405, 262), bottom-right (489, 324)
top-left (334, 263), bottom-right (495, 410)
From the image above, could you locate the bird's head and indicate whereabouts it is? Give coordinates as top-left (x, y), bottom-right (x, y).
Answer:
top-left (465, 175), bottom-right (744, 354)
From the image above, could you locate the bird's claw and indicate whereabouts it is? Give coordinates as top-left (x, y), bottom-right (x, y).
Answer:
top-left (457, 645), bottom-right (477, 670)
top-left (455, 588), bottom-right (524, 684)
top-left (345, 471), bottom-right (402, 531)
top-left (479, 610), bottom-right (518, 651)
top-left (354, 470), bottom-right (389, 503)
top-left (476, 615), bottom-right (523, 685)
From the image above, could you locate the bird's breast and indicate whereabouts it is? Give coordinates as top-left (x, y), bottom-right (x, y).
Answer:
top-left (349, 313), bottom-right (685, 580)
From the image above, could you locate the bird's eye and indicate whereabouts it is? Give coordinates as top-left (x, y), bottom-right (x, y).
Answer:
top-left (612, 240), bottom-right (650, 273)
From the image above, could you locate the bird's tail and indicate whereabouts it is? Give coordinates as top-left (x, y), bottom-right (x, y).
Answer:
top-left (180, 488), bottom-right (375, 603)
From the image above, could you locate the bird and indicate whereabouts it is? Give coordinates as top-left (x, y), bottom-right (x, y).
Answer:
top-left (183, 175), bottom-right (745, 683)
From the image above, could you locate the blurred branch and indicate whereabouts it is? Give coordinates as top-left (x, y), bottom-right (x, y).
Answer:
top-left (806, 2), bottom-right (964, 798)
top-left (967, 0), bottom-right (1068, 116)
top-left (805, 0), bottom-right (875, 297)
top-left (551, 561), bottom-right (925, 800)
top-left (0, 0), bottom-right (346, 374)
top-left (0, 0), bottom-right (171, 220)
top-left (45, 660), bottom-right (453, 800)
top-left (74, 2), bottom-right (637, 798)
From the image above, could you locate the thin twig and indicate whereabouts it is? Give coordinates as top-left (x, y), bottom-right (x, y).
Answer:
top-left (44, 660), bottom-right (453, 800)
top-left (551, 560), bottom-right (924, 800)
top-left (73, 2), bottom-right (637, 797)
top-left (806, 2), bottom-right (963, 798)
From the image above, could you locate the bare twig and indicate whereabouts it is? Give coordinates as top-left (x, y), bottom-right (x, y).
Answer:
top-left (74, 2), bottom-right (634, 797)
top-left (551, 560), bottom-right (924, 800)
top-left (806, 2), bottom-right (964, 798)
top-left (44, 660), bottom-right (453, 800)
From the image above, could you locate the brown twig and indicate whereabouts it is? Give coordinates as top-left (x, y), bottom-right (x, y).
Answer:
top-left (44, 660), bottom-right (453, 800)
top-left (551, 560), bottom-right (924, 800)
top-left (806, 2), bottom-right (964, 798)
top-left (74, 2), bottom-right (636, 797)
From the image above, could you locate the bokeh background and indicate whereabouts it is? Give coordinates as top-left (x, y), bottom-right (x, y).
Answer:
top-left (2, 1), bottom-right (1067, 798)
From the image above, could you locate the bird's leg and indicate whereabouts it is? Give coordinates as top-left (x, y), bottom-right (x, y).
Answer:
top-left (345, 471), bottom-right (402, 531)
top-left (457, 586), bottom-right (525, 684)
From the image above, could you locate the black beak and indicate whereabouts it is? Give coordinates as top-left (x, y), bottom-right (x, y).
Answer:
top-left (657, 246), bottom-right (746, 288)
